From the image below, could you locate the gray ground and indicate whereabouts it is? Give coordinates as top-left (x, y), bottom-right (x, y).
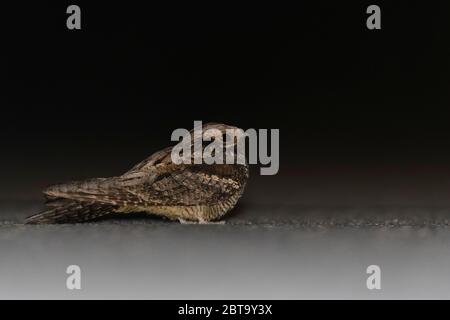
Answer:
top-left (1, 201), bottom-right (450, 299)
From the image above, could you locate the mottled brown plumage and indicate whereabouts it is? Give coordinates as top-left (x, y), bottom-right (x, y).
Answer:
top-left (25, 123), bottom-right (249, 224)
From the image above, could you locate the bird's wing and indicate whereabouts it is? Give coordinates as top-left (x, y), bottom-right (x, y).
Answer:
top-left (129, 164), bottom-right (243, 206)
top-left (43, 177), bottom-right (146, 207)
top-left (126, 146), bottom-right (174, 173)
top-left (43, 162), bottom-right (242, 208)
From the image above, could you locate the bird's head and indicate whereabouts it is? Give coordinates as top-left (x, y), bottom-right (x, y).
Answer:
top-left (175, 122), bottom-right (247, 165)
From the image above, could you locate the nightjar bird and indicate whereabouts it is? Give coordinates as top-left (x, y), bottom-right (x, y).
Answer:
top-left (25, 123), bottom-right (249, 224)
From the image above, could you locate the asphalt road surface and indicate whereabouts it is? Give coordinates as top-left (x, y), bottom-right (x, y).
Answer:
top-left (1, 201), bottom-right (450, 299)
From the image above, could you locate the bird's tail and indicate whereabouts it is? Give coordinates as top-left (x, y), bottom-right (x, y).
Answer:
top-left (25, 200), bottom-right (116, 224)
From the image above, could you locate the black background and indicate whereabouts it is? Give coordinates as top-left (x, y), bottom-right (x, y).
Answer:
top-left (4, 1), bottom-right (450, 203)
top-left (0, 300), bottom-right (443, 318)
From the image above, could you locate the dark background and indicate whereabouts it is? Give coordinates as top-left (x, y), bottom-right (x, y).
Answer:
top-left (4, 2), bottom-right (450, 300)
top-left (4, 1), bottom-right (450, 206)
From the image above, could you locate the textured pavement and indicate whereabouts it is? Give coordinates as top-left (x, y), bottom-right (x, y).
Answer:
top-left (1, 201), bottom-right (450, 299)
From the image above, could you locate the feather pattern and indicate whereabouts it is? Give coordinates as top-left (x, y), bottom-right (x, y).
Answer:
top-left (26, 123), bottom-right (249, 224)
